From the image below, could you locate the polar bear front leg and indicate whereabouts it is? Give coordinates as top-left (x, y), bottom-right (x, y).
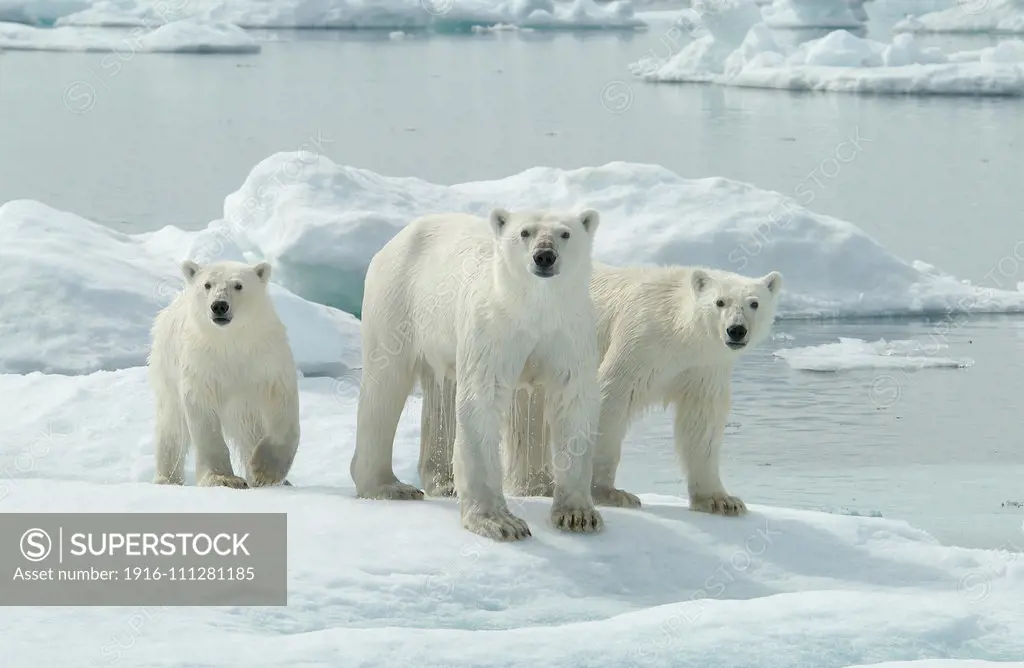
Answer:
top-left (453, 372), bottom-right (531, 541)
top-left (185, 401), bottom-right (248, 489)
top-left (673, 375), bottom-right (746, 516)
top-left (249, 404), bottom-right (300, 488)
top-left (153, 399), bottom-right (188, 485)
top-left (545, 379), bottom-right (604, 533)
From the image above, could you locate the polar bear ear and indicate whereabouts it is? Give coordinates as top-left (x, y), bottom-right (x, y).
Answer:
top-left (253, 262), bottom-right (272, 284)
top-left (578, 209), bottom-right (599, 235)
top-left (761, 271), bottom-right (782, 295)
top-left (181, 260), bottom-right (201, 284)
top-left (691, 269), bottom-right (712, 295)
top-left (489, 208), bottom-right (511, 237)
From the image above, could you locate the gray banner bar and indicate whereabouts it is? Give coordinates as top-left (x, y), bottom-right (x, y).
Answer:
top-left (0, 513), bottom-right (287, 606)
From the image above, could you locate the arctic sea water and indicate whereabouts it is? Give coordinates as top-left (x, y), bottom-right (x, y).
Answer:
top-left (1, 17), bottom-right (1022, 550)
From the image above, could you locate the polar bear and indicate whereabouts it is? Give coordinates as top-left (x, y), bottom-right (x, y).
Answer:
top-left (149, 260), bottom-right (300, 489)
top-left (444, 263), bottom-right (781, 515)
top-left (350, 208), bottom-right (604, 541)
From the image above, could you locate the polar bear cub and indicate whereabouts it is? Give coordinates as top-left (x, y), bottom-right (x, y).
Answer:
top-left (149, 260), bottom-right (300, 489)
top-left (497, 263), bottom-right (782, 515)
top-left (350, 208), bottom-right (604, 541)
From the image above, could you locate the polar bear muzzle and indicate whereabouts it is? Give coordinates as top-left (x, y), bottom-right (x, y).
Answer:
top-left (531, 248), bottom-right (559, 277)
top-left (210, 299), bottom-right (232, 326)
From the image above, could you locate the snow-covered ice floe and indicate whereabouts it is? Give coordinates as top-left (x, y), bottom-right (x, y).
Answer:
top-left (4, 153), bottom-right (1024, 375)
top-left (0, 18), bottom-right (260, 52)
top-left (772, 337), bottom-right (974, 372)
top-left (895, 0), bottom-right (1024, 35)
top-left (205, 152), bottom-right (1024, 320)
top-left (0, 368), bottom-right (1022, 666)
top-left (0, 199), bottom-right (359, 375)
top-left (50, 0), bottom-right (645, 31)
top-left (633, 10), bottom-right (1024, 96)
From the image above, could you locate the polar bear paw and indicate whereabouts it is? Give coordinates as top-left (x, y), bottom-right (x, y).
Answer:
top-left (463, 508), bottom-right (532, 541)
top-left (690, 492), bottom-right (747, 516)
top-left (551, 504), bottom-right (604, 533)
top-left (199, 473), bottom-right (250, 489)
top-left (360, 481), bottom-right (425, 501)
top-left (153, 474), bottom-right (184, 485)
top-left (592, 486), bottom-right (642, 509)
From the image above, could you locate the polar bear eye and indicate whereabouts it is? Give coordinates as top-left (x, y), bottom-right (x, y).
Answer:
top-left (715, 299), bottom-right (725, 308)
top-left (234, 284), bottom-right (243, 291)
top-left (520, 229), bottom-right (530, 238)
top-left (561, 231), bottom-right (570, 240)
top-left (750, 300), bottom-right (759, 310)
top-left (203, 282), bottom-right (211, 291)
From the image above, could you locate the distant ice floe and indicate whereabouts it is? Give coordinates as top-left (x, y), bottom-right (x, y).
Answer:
top-left (895, 0), bottom-right (1024, 35)
top-left (773, 337), bottom-right (974, 372)
top-left (632, 1), bottom-right (1024, 96)
top-left (0, 18), bottom-right (260, 52)
top-left (48, 0), bottom-right (645, 31)
top-left (759, 0), bottom-right (867, 30)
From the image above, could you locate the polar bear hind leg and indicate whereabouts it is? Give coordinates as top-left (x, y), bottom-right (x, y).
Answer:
top-left (350, 357), bottom-right (424, 500)
top-left (419, 365), bottom-right (456, 497)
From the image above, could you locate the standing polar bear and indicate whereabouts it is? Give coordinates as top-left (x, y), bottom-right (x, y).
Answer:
top-left (350, 208), bottom-right (604, 541)
top-left (149, 260), bottom-right (300, 489)
top-left (480, 263), bottom-right (782, 514)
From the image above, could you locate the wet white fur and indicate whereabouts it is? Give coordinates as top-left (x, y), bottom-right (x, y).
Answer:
top-left (494, 263), bottom-right (782, 514)
top-left (351, 208), bottom-right (604, 541)
top-left (149, 260), bottom-right (300, 489)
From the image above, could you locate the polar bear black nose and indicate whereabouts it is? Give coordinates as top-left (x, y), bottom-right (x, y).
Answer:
top-left (211, 301), bottom-right (230, 316)
top-left (533, 250), bottom-right (557, 268)
top-left (727, 324), bottom-right (747, 341)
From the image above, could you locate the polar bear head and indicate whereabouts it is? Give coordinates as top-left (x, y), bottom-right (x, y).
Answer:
top-left (691, 268), bottom-right (782, 354)
top-left (180, 260), bottom-right (274, 330)
top-left (488, 208), bottom-right (599, 283)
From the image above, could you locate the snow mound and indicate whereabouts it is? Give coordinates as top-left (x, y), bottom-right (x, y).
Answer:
top-left (211, 151), bottom-right (1024, 320)
top-left (636, 24), bottom-right (1024, 96)
top-left (772, 337), bottom-right (974, 372)
top-left (0, 18), bottom-right (260, 52)
top-left (0, 368), bottom-right (1022, 666)
top-left (54, 0), bottom-right (645, 30)
top-left (894, 0), bottom-right (1024, 35)
top-left (0, 200), bottom-right (360, 375)
top-left (760, 0), bottom-right (866, 30)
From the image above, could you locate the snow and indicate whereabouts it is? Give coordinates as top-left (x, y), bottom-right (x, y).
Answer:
top-left (210, 151), bottom-right (1024, 320)
top-left (0, 18), bottom-right (260, 52)
top-left (772, 337), bottom-right (975, 372)
top-left (1, 368), bottom-right (1023, 666)
top-left (0, 199), bottom-right (360, 375)
top-left (50, 0), bottom-right (645, 30)
top-left (633, 17), bottom-right (1024, 96)
top-left (760, 0), bottom-right (866, 30)
top-left (894, 0), bottom-right (1024, 35)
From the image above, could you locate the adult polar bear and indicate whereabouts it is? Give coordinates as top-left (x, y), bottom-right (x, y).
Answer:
top-left (425, 263), bottom-right (782, 515)
top-left (351, 207), bottom-right (605, 541)
top-left (150, 260), bottom-right (300, 489)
